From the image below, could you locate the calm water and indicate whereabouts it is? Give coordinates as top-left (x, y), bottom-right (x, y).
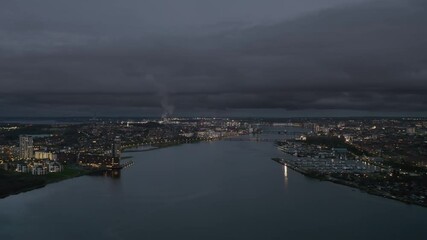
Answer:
top-left (1, 132), bottom-right (427, 239)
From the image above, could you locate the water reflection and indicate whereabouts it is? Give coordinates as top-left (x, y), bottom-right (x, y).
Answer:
top-left (2, 129), bottom-right (427, 240)
top-left (104, 169), bottom-right (121, 179)
top-left (90, 169), bottom-right (122, 179)
top-left (283, 164), bottom-right (288, 189)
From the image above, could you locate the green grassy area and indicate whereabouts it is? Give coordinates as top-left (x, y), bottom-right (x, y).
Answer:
top-left (42, 166), bottom-right (92, 183)
top-left (0, 170), bottom-right (46, 198)
top-left (0, 165), bottom-right (91, 198)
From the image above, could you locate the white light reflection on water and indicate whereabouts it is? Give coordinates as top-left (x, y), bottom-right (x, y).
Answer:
top-left (283, 164), bottom-right (288, 188)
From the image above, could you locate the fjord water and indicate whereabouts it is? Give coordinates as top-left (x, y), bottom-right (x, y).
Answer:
top-left (1, 132), bottom-right (427, 239)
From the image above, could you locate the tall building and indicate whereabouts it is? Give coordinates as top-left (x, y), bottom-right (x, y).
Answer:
top-left (19, 135), bottom-right (34, 160)
top-left (111, 136), bottom-right (121, 167)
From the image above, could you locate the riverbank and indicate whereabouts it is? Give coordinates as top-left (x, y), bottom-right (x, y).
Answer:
top-left (0, 145), bottom-right (165, 199)
top-left (123, 137), bottom-right (217, 152)
top-left (272, 158), bottom-right (427, 208)
top-left (0, 166), bottom-right (93, 199)
top-left (0, 138), bottom-right (222, 200)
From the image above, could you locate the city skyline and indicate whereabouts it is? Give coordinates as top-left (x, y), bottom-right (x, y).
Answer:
top-left (1, 1), bottom-right (427, 239)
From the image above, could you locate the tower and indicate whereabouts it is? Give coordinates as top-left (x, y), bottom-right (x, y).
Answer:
top-left (19, 135), bottom-right (34, 160)
top-left (111, 136), bottom-right (121, 167)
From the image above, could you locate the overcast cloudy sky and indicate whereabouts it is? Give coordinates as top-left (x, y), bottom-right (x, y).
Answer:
top-left (1, 0), bottom-right (426, 117)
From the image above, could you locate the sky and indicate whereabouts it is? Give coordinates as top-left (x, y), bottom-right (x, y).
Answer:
top-left (0, 0), bottom-right (426, 117)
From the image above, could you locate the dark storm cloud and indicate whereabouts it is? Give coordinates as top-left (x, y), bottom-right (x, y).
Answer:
top-left (0, 0), bottom-right (427, 116)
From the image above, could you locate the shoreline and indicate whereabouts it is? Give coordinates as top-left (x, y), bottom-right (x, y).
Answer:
top-left (0, 167), bottom-right (93, 199)
top-left (272, 158), bottom-right (427, 208)
top-left (0, 138), bottom-right (220, 200)
top-left (0, 182), bottom-right (47, 199)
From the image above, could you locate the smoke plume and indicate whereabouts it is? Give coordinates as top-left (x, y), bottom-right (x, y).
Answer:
top-left (145, 74), bottom-right (175, 118)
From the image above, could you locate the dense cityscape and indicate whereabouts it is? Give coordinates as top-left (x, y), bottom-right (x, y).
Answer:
top-left (1, 117), bottom-right (426, 207)
top-left (274, 118), bottom-right (427, 207)
top-left (0, 118), bottom-right (252, 198)
top-left (2, 0), bottom-right (427, 238)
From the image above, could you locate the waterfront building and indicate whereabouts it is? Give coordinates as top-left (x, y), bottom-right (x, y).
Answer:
top-left (19, 135), bottom-right (34, 160)
top-left (32, 165), bottom-right (47, 175)
top-left (35, 151), bottom-right (57, 161)
top-left (16, 163), bottom-right (29, 173)
top-left (78, 154), bottom-right (111, 167)
top-left (111, 136), bottom-right (121, 167)
top-left (179, 132), bottom-right (194, 138)
top-left (48, 162), bottom-right (63, 173)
